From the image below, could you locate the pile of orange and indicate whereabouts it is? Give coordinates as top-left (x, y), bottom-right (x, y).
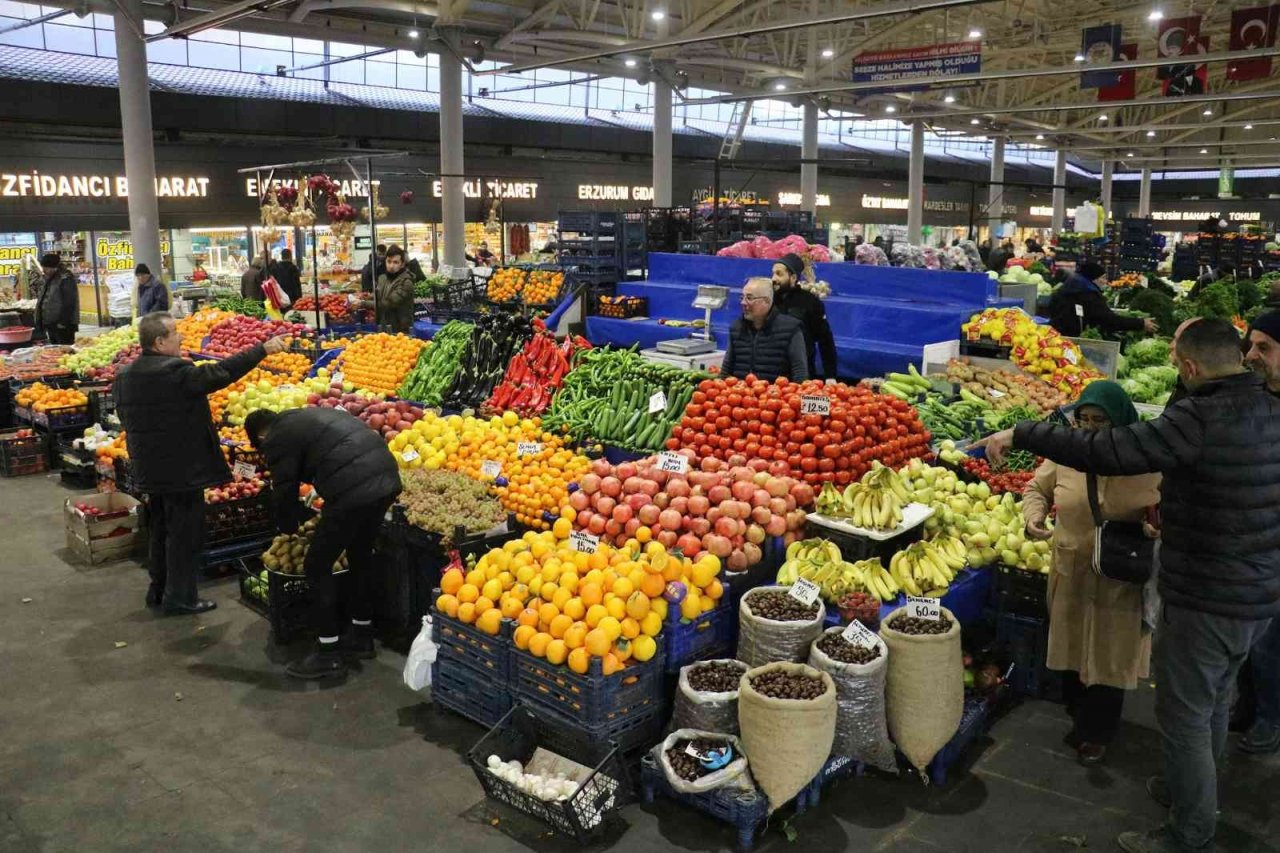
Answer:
top-left (486, 268), bottom-right (525, 302)
top-left (16, 383), bottom-right (88, 412)
top-left (176, 309), bottom-right (234, 352)
top-left (218, 424), bottom-right (248, 463)
top-left (485, 269), bottom-right (564, 304)
top-left (207, 368), bottom-right (289, 423)
top-left (260, 351), bottom-right (312, 382)
top-left (95, 431), bottom-right (129, 462)
top-left (523, 270), bottom-right (564, 304)
top-left (336, 333), bottom-right (427, 396)
top-left (320, 336), bottom-right (354, 350)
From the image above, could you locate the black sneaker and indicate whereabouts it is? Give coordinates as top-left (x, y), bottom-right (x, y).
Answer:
top-left (286, 648), bottom-right (347, 680)
top-left (1238, 720), bottom-right (1280, 755)
top-left (336, 631), bottom-right (376, 660)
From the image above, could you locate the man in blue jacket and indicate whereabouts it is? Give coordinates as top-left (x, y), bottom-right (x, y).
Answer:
top-left (135, 264), bottom-right (169, 315)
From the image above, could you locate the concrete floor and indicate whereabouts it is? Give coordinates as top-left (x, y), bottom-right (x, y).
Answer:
top-left (1, 470), bottom-right (1277, 853)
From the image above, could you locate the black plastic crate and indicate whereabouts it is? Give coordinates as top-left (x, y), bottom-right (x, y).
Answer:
top-left (0, 429), bottom-right (48, 477)
top-left (990, 563), bottom-right (1047, 617)
top-left (468, 704), bottom-right (632, 843)
top-left (113, 457), bottom-right (142, 496)
top-left (995, 611), bottom-right (1052, 699)
top-left (80, 383), bottom-right (115, 425)
top-left (237, 555), bottom-right (351, 643)
top-left (204, 488), bottom-right (274, 547)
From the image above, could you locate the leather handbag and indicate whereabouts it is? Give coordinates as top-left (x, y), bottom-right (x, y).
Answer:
top-left (1086, 473), bottom-right (1154, 585)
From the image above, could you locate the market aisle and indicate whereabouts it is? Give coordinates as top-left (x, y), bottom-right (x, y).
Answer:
top-left (1, 471), bottom-right (1276, 853)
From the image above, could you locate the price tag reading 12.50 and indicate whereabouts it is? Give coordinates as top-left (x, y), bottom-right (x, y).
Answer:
top-left (800, 394), bottom-right (830, 416)
top-left (905, 595), bottom-right (941, 621)
top-left (570, 531), bottom-right (600, 554)
top-left (841, 619), bottom-right (879, 649)
top-left (657, 451), bottom-right (689, 474)
top-left (789, 577), bottom-right (821, 606)
top-left (481, 460), bottom-right (502, 478)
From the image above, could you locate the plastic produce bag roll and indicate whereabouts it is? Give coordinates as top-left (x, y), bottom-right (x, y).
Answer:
top-left (673, 659), bottom-right (749, 735)
top-left (737, 585), bottom-right (825, 667)
top-left (881, 606), bottom-right (963, 772)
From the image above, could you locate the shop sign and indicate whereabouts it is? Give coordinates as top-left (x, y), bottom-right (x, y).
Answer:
top-left (860, 195), bottom-right (972, 213)
top-left (1150, 209), bottom-right (1260, 222)
top-left (0, 244), bottom-right (37, 276)
top-left (1029, 206), bottom-right (1055, 218)
top-left (853, 41), bottom-right (982, 87)
top-left (691, 188), bottom-right (767, 205)
top-left (776, 192), bottom-right (832, 207)
top-left (430, 180), bottom-right (539, 199)
top-left (1, 173), bottom-right (210, 199)
top-left (577, 184), bottom-right (654, 202)
top-left (96, 238), bottom-right (172, 271)
top-left (245, 178), bottom-right (378, 199)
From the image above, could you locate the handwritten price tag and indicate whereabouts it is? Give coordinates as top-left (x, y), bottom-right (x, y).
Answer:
top-left (1064, 347), bottom-right (1079, 365)
top-left (401, 448), bottom-right (420, 463)
top-left (988, 388), bottom-right (1006, 399)
top-left (332, 371), bottom-right (344, 384)
top-left (517, 441), bottom-right (543, 457)
top-left (232, 461), bottom-right (256, 480)
top-left (649, 390), bottom-right (668, 414)
top-left (570, 530), bottom-right (600, 554)
top-left (841, 619), bottom-right (879, 649)
top-left (905, 595), bottom-right (941, 621)
top-left (657, 451), bottom-right (689, 474)
top-left (481, 460), bottom-right (502, 478)
top-left (789, 578), bottom-right (821, 606)
top-left (800, 395), bottom-right (830, 416)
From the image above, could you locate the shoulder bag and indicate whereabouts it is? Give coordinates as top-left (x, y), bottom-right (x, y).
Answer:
top-left (1086, 473), bottom-right (1154, 585)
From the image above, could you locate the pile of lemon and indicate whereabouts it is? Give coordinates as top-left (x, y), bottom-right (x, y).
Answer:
top-left (435, 528), bottom-right (724, 676)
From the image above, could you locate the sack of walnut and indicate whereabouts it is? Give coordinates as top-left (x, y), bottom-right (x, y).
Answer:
top-left (808, 626), bottom-right (898, 774)
top-left (673, 659), bottom-right (750, 735)
top-left (737, 662), bottom-right (837, 812)
top-left (655, 728), bottom-right (752, 795)
top-left (881, 607), bottom-right (964, 772)
top-left (737, 586), bottom-right (826, 667)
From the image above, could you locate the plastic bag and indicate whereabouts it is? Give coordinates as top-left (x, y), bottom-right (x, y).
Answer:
top-left (673, 659), bottom-right (749, 734)
top-left (656, 729), bottom-right (751, 795)
top-left (403, 615), bottom-right (437, 691)
top-left (738, 662), bottom-right (837, 812)
top-left (882, 607), bottom-right (963, 771)
top-left (807, 626), bottom-right (898, 774)
top-left (737, 585), bottom-right (826, 667)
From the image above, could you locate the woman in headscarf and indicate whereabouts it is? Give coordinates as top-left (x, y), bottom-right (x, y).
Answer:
top-left (1020, 380), bottom-right (1162, 767)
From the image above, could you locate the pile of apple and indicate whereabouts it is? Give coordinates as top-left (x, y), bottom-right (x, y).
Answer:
top-left (205, 475), bottom-right (266, 504)
top-left (569, 451), bottom-right (814, 571)
top-left (72, 501), bottom-right (105, 517)
top-left (307, 380), bottom-right (425, 441)
top-left (202, 315), bottom-right (310, 357)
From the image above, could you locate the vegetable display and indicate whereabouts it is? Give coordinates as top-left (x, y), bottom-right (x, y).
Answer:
top-left (442, 313), bottom-right (533, 411)
top-left (484, 326), bottom-right (590, 417)
top-left (397, 320), bottom-right (473, 405)
top-left (963, 308), bottom-right (1102, 395)
top-left (942, 359), bottom-right (1069, 414)
top-left (212, 295), bottom-right (266, 318)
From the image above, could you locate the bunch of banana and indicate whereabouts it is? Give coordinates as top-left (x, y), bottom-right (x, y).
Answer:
top-left (847, 557), bottom-right (901, 603)
top-left (929, 533), bottom-right (969, 573)
top-left (888, 540), bottom-right (957, 596)
top-left (776, 539), bottom-right (903, 603)
top-left (833, 462), bottom-right (910, 531)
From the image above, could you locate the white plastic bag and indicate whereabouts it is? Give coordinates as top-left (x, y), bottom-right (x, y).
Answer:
top-left (403, 615), bottom-right (437, 691)
top-left (655, 729), bottom-right (751, 795)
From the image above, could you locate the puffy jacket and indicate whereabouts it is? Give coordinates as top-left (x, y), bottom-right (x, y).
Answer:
top-left (136, 275), bottom-right (170, 315)
top-left (37, 268), bottom-right (79, 330)
top-left (374, 268), bottom-right (416, 333)
top-left (1014, 371), bottom-right (1280, 619)
top-left (723, 309), bottom-right (809, 382)
top-left (774, 286), bottom-right (838, 379)
top-left (113, 345), bottom-right (267, 493)
top-left (1049, 273), bottom-right (1146, 338)
top-left (257, 408), bottom-right (401, 526)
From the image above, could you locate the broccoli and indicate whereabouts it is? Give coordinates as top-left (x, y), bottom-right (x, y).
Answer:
top-left (1126, 289), bottom-right (1176, 333)
top-left (1236, 277), bottom-right (1264, 313)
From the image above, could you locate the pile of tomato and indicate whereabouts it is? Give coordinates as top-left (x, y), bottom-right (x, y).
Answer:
top-left (666, 375), bottom-right (931, 486)
top-left (960, 456), bottom-right (1038, 495)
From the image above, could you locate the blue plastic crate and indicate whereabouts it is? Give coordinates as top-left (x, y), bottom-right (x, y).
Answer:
top-left (664, 580), bottom-right (734, 674)
top-left (926, 695), bottom-right (992, 786)
top-left (640, 754), bottom-right (768, 851)
top-left (432, 655), bottom-right (513, 728)
top-left (306, 347), bottom-right (344, 377)
top-left (510, 635), bottom-right (666, 731)
top-left (431, 611), bottom-right (514, 678)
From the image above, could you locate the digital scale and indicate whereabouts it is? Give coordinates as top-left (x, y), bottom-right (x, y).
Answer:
top-left (647, 284), bottom-right (728, 370)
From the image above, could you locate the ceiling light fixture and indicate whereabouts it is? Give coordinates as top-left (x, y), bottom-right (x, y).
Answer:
top-left (821, 48), bottom-right (834, 59)
top-left (651, 9), bottom-right (665, 21)
top-left (1199, 148), bottom-right (1208, 154)
top-left (944, 94), bottom-right (956, 103)
top-left (1245, 123), bottom-right (1254, 130)
top-left (1146, 130), bottom-right (1156, 137)
top-left (408, 29), bottom-right (418, 38)
top-left (1035, 133), bottom-right (1045, 140)
top-left (1073, 52), bottom-right (1085, 62)
top-left (1148, 9), bottom-right (1164, 21)
top-left (1203, 108), bottom-right (1213, 115)
top-left (967, 28), bottom-right (982, 39)
top-left (774, 82), bottom-right (787, 91)
top-left (885, 105), bottom-right (897, 113)
top-left (624, 58), bottom-right (637, 67)
top-left (1126, 152), bottom-right (1134, 157)
top-left (970, 118), bottom-right (981, 125)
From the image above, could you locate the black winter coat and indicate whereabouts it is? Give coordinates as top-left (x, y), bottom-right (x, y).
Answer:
top-left (36, 268), bottom-right (79, 330)
top-left (113, 345), bottom-right (267, 494)
top-left (1049, 273), bottom-right (1146, 338)
top-left (774, 286), bottom-right (838, 379)
top-left (723, 309), bottom-right (809, 382)
top-left (1014, 371), bottom-right (1280, 619)
top-left (258, 408), bottom-right (402, 527)
top-left (269, 261), bottom-right (302, 303)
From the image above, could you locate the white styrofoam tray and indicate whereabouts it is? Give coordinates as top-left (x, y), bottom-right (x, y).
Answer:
top-left (806, 502), bottom-right (935, 541)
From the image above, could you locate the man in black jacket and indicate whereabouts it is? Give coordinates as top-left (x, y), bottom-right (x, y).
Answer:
top-left (979, 318), bottom-right (1280, 853)
top-left (114, 312), bottom-right (286, 614)
top-left (35, 252), bottom-right (79, 344)
top-left (245, 407), bottom-right (402, 680)
top-left (723, 278), bottom-right (809, 382)
top-left (269, 248), bottom-right (303, 304)
top-left (1050, 260), bottom-right (1158, 339)
top-left (771, 253), bottom-right (838, 379)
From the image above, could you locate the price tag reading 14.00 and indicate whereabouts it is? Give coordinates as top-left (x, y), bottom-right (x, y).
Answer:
top-left (905, 595), bottom-right (941, 622)
top-left (800, 394), bottom-right (830, 416)
top-left (841, 619), bottom-right (879, 649)
top-left (569, 530), bottom-right (600, 554)
top-left (789, 577), bottom-right (821, 606)
top-left (657, 451), bottom-right (689, 474)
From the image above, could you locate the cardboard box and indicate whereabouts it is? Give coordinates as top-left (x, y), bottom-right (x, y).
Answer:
top-left (64, 492), bottom-right (142, 541)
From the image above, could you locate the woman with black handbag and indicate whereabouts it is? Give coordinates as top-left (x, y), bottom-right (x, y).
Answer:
top-left (1021, 380), bottom-right (1161, 766)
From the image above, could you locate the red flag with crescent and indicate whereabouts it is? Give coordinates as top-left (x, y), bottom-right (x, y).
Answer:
top-left (1158, 16), bottom-right (1208, 96)
top-left (1098, 43), bottom-right (1138, 101)
top-left (1228, 5), bottom-right (1279, 81)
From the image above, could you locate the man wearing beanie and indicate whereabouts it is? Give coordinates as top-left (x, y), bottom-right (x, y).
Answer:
top-left (771, 252), bottom-right (838, 379)
top-left (135, 263), bottom-right (169, 316)
top-left (1245, 311), bottom-right (1280, 396)
top-left (1049, 259), bottom-right (1158, 339)
top-left (35, 252), bottom-right (78, 344)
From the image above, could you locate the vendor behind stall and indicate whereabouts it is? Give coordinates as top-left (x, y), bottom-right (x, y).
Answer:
top-left (771, 253), bottom-right (837, 380)
top-left (362, 245), bottom-right (415, 333)
top-left (723, 278), bottom-right (809, 382)
top-left (1049, 260), bottom-right (1158, 338)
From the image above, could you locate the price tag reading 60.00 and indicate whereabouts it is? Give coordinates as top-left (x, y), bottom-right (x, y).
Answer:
top-left (905, 595), bottom-right (941, 621)
top-left (788, 577), bottom-right (821, 606)
top-left (570, 530), bottom-right (600, 554)
top-left (657, 451), bottom-right (689, 474)
top-left (800, 394), bottom-right (830, 416)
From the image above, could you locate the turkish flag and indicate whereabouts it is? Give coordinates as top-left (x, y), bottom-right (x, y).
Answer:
top-left (1158, 17), bottom-right (1208, 96)
top-left (1098, 43), bottom-right (1137, 101)
top-left (1228, 5), bottom-right (1279, 81)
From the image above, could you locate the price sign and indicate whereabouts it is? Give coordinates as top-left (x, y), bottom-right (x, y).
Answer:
top-left (800, 394), bottom-right (830, 416)
top-left (1075, 303), bottom-right (1085, 318)
top-left (841, 619), bottom-right (879, 649)
top-left (401, 448), bottom-right (420, 463)
top-left (232, 461), bottom-right (256, 480)
top-left (517, 441), bottom-right (543, 457)
top-left (1063, 347), bottom-right (1079, 365)
top-left (789, 577), bottom-right (821, 606)
top-left (570, 530), bottom-right (600, 554)
top-left (988, 388), bottom-right (1006, 399)
top-left (905, 595), bottom-right (941, 621)
top-left (657, 451), bottom-right (689, 474)
top-left (649, 390), bottom-right (668, 414)
top-left (481, 460), bottom-right (502, 478)
top-left (332, 371), bottom-right (344, 384)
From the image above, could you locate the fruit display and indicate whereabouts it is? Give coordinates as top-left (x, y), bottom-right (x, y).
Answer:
top-left (1108, 272), bottom-right (1144, 290)
top-left (483, 755), bottom-right (581, 803)
top-left (59, 325), bottom-right (138, 375)
top-left (335, 333), bottom-right (428, 396)
top-left (202, 315), bottom-right (309, 358)
top-left (664, 737), bottom-right (735, 783)
top-left (0, 348), bottom-right (71, 383)
top-left (177, 309), bottom-right (234, 351)
top-left (776, 539), bottom-right (902, 603)
top-left (397, 468), bottom-right (506, 541)
top-left (962, 309), bottom-right (1102, 395)
top-left (569, 452), bottom-right (811, 569)
top-left (94, 431), bottom-right (129, 462)
top-left (887, 611), bottom-right (955, 635)
top-left (204, 474), bottom-right (265, 503)
top-left (816, 462), bottom-right (908, 531)
top-left (486, 268), bottom-right (564, 304)
top-left (941, 359), bottom-right (1069, 414)
top-left (544, 347), bottom-right (703, 452)
top-left (486, 267), bottom-right (525, 302)
top-left (207, 368), bottom-right (291, 424)
top-left (259, 351), bottom-right (313, 383)
top-left (669, 376), bottom-right (930, 487)
top-left (397, 321), bottom-right (470, 404)
top-left (942, 447), bottom-right (1038, 496)
top-left (261, 517), bottom-right (347, 574)
top-left (815, 631), bottom-right (882, 664)
top-left (483, 328), bottom-right (589, 418)
top-left (293, 293), bottom-right (356, 323)
top-left (15, 383), bottom-right (88, 412)
top-left (887, 539), bottom-right (963, 596)
top-left (441, 314), bottom-right (534, 411)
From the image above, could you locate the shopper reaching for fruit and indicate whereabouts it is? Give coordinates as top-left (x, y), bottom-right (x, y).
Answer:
top-left (245, 407), bottom-right (402, 681)
top-left (771, 253), bottom-right (838, 380)
top-left (113, 312), bottom-right (287, 616)
top-left (977, 319), bottom-right (1280, 853)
